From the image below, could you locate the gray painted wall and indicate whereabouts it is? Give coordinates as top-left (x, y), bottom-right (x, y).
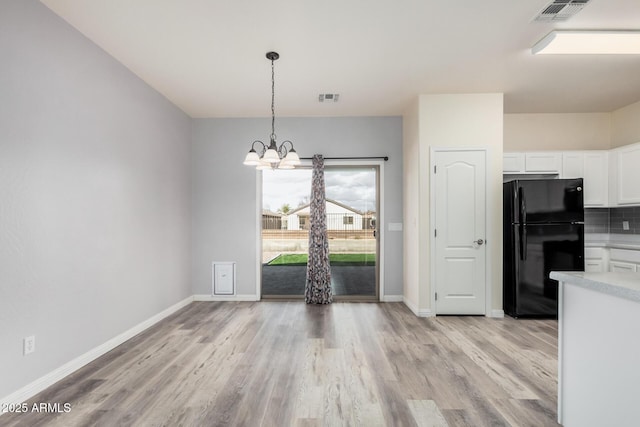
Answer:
top-left (0, 0), bottom-right (192, 398)
top-left (191, 117), bottom-right (403, 297)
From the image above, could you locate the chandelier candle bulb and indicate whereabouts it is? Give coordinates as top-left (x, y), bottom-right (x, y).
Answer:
top-left (243, 52), bottom-right (301, 170)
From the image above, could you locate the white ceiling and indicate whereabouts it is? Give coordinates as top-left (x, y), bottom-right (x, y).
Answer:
top-left (41, 0), bottom-right (640, 118)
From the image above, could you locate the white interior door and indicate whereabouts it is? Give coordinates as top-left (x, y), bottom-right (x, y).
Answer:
top-left (434, 150), bottom-right (486, 315)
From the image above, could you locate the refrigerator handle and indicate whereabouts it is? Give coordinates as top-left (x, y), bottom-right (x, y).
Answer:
top-left (519, 224), bottom-right (527, 261)
top-left (518, 186), bottom-right (526, 225)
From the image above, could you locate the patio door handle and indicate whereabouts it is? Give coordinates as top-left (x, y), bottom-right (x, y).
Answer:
top-left (373, 229), bottom-right (376, 238)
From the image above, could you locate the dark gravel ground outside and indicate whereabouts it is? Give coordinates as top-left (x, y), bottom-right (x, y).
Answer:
top-left (261, 265), bottom-right (375, 296)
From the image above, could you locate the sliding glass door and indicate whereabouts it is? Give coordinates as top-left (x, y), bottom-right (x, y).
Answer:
top-left (261, 165), bottom-right (379, 300)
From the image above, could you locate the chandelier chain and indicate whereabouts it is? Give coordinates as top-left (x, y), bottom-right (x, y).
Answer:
top-left (271, 57), bottom-right (275, 140)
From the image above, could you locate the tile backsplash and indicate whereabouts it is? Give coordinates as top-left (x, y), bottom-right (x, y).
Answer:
top-left (609, 207), bottom-right (640, 234)
top-left (584, 209), bottom-right (610, 233)
top-left (585, 207), bottom-right (640, 235)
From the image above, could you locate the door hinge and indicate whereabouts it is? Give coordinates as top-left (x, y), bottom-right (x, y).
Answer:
top-left (435, 292), bottom-right (438, 301)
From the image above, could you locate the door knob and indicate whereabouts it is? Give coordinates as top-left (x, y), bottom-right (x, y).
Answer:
top-left (474, 239), bottom-right (484, 245)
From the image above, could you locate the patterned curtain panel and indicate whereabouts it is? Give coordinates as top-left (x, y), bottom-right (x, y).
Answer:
top-left (305, 154), bottom-right (333, 304)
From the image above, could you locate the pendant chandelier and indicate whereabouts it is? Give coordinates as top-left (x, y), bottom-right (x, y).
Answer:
top-left (243, 51), bottom-right (300, 170)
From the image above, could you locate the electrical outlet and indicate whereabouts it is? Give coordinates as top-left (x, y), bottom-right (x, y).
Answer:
top-left (23, 336), bottom-right (35, 355)
top-left (623, 221), bottom-right (630, 231)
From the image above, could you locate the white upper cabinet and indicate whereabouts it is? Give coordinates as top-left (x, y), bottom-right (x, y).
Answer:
top-left (584, 152), bottom-right (608, 206)
top-left (561, 151), bottom-right (608, 207)
top-left (502, 152), bottom-right (561, 174)
top-left (562, 152), bottom-right (584, 178)
top-left (503, 153), bottom-right (525, 173)
top-left (524, 152), bottom-right (562, 173)
top-left (614, 142), bottom-right (640, 206)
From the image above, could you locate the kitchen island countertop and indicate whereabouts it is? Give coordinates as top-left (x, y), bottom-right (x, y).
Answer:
top-left (550, 271), bottom-right (640, 303)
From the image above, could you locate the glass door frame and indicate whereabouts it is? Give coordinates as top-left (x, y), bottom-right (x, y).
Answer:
top-left (257, 159), bottom-right (384, 301)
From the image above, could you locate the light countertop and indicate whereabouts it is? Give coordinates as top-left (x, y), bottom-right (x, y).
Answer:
top-left (550, 271), bottom-right (640, 303)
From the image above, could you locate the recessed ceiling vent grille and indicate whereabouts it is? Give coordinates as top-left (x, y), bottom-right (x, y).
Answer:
top-left (534, 0), bottom-right (591, 22)
top-left (319, 93), bottom-right (339, 103)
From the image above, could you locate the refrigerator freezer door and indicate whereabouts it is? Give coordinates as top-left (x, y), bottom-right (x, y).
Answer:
top-left (518, 179), bottom-right (584, 224)
top-left (503, 180), bottom-right (519, 225)
top-left (514, 223), bottom-right (584, 317)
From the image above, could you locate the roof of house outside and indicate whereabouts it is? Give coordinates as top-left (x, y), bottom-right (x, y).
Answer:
top-left (287, 198), bottom-right (367, 216)
top-left (262, 209), bottom-right (282, 217)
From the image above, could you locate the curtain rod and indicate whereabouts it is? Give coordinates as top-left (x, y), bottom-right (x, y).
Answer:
top-left (300, 156), bottom-right (389, 161)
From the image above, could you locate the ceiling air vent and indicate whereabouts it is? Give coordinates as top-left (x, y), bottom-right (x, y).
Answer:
top-left (534, 0), bottom-right (591, 22)
top-left (319, 93), bottom-right (340, 103)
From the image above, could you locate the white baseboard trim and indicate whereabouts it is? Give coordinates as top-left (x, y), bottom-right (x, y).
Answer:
top-left (417, 308), bottom-right (433, 317)
top-left (193, 294), bottom-right (260, 302)
top-left (380, 295), bottom-right (403, 302)
top-left (490, 309), bottom-right (505, 318)
top-left (0, 296), bottom-right (193, 409)
top-left (403, 296), bottom-right (419, 315)
top-left (403, 297), bottom-right (434, 317)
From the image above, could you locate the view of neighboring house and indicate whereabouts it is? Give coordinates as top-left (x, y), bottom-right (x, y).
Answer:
top-left (262, 199), bottom-right (374, 232)
top-left (285, 199), bottom-right (368, 231)
top-left (262, 209), bottom-right (283, 230)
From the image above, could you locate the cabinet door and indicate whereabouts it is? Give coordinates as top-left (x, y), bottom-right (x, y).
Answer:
top-left (562, 152), bottom-right (584, 178)
top-left (584, 260), bottom-right (604, 273)
top-left (503, 153), bottom-right (525, 173)
top-left (561, 151), bottom-right (608, 206)
top-left (616, 143), bottom-right (640, 205)
top-left (609, 151), bottom-right (618, 207)
top-left (583, 152), bottom-right (608, 206)
top-left (609, 248), bottom-right (640, 264)
top-left (609, 261), bottom-right (637, 273)
top-left (525, 152), bottom-right (561, 173)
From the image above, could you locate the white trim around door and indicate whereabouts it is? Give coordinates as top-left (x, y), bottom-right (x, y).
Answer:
top-left (324, 159), bottom-right (385, 301)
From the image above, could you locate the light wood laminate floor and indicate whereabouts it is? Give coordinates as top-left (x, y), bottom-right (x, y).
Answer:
top-left (1, 302), bottom-right (560, 426)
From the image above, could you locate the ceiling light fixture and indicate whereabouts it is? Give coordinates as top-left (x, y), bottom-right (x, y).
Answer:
top-left (532, 30), bottom-right (640, 55)
top-left (243, 51), bottom-right (300, 170)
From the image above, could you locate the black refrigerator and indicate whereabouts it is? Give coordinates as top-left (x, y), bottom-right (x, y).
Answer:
top-left (503, 179), bottom-right (584, 318)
